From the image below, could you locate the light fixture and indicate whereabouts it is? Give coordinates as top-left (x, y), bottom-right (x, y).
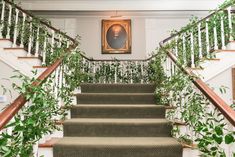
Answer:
top-left (110, 10), bottom-right (123, 18)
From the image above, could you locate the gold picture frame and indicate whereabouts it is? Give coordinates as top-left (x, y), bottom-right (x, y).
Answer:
top-left (102, 19), bottom-right (132, 54)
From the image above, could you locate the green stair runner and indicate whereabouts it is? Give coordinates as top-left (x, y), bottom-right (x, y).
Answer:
top-left (53, 83), bottom-right (182, 157)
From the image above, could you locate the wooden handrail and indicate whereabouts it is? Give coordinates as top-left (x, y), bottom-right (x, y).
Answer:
top-left (163, 44), bottom-right (235, 127)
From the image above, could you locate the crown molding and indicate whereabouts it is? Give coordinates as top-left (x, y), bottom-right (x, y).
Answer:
top-left (18, 0), bottom-right (225, 11)
top-left (31, 10), bottom-right (209, 19)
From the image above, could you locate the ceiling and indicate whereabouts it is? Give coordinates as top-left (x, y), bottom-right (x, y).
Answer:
top-left (18, 0), bottom-right (225, 11)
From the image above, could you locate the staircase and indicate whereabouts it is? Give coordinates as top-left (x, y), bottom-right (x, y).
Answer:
top-left (53, 83), bottom-right (183, 157)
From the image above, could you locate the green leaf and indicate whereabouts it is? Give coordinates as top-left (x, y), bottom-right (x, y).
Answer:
top-left (225, 134), bottom-right (234, 144)
top-left (215, 126), bottom-right (223, 136)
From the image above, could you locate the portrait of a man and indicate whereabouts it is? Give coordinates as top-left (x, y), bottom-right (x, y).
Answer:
top-left (102, 19), bottom-right (131, 54)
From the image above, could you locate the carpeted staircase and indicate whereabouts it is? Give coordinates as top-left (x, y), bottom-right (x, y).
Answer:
top-left (53, 83), bottom-right (182, 157)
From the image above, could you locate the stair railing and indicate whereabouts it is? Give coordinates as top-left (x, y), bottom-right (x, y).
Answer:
top-left (162, 3), bottom-right (234, 68)
top-left (0, 0), bottom-right (83, 156)
top-left (80, 58), bottom-right (153, 84)
top-left (158, 2), bottom-right (235, 155)
top-left (159, 0), bottom-right (235, 124)
top-left (0, 0), bottom-right (78, 65)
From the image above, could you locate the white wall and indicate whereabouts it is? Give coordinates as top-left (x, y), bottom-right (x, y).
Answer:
top-left (0, 61), bottom-right (22, 111)
top-left (76, 17), bottom-right (146, 60)
top-left (45, 11), bottom-right (207, 60)
top-left (207, 68), bottom-right (233, 105)
top-left (145, 18), bottom-right (192, 56)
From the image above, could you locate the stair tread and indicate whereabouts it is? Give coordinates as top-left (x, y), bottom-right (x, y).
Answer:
top-left (81, 83), bottom-right (156, 85)
top-left (55, 137), bottom-right (180, 146)
top-left (73, 104), bottom-right (164, 108)
top-left (64, 118), bottom-right (169, 124)
top-left (77, 93), bottom-right (154, 95)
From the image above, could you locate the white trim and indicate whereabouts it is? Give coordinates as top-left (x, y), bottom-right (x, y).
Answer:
top-left (19, 0), bottom-right (225, 11)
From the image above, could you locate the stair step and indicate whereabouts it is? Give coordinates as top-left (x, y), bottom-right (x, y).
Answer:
top-left (18, 56), bottom-right (41, 66)
top-left (80, 83), bottom-right (156, 93)
top-left (63, 118), bottom-right (172, 137)
top-left (71, 104), bottom-right (165, 118)
top-left (76, 93), bottom-right (156, 104)
top-left (53, 137), bottom-right (182, 157)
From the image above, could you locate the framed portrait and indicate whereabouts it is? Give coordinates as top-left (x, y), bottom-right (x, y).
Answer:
top-left (102, 19), bottom-right (131, 54)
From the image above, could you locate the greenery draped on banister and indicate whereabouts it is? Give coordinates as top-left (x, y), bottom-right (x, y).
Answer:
top-left (0, 0), bottom-right (234, 157)
top-left (150, 1), bottom-right (235, 156)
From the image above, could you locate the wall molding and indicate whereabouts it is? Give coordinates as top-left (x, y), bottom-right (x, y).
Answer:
top-left (19, 0), bottom-right (224, 11)
top-left (31, 10), bottom-right (209, 19)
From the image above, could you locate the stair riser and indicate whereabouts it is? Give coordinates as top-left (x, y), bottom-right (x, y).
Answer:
top-left (71, 107), bottom-right (165, 118)
top-left (81, 84), bottom-right (156, 93)
top-left (53, 146), bottom-right (182, 157)
top-left (76, 94), bottom-right (156, 104)
top-left (63, 123), bottom-right (172, 137)
top-left (5, 49), bottom-right (27, 57)
top-left (18, 59), bottom-right (41, 67)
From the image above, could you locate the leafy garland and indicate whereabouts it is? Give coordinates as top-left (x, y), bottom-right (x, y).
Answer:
top-left (81, 59), bottom-right (151, 84)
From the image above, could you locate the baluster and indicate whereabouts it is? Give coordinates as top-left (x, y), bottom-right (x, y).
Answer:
top-left (140, 61), bottom-right (144, 83)
top-left (103, 61), bottom-right (106, 83)
top-left (198, 23), bottom-right (202, 59)
top-left (220, 16), bottom-right (226, 50)
top-left (12, 9), bottom-right (19, 47)
top-left (92, 61), bottom-right (95, 83)
top-left (58, 34), bottom-right (62, 48)
top-left (165, 58), bottom-right (168, 76)
top-left (51, 30), bottom-right (55, 53)
top-left (166, 57), bottom-right (169, 77)
top-left (27, 17), bottom-right (33, 56)
top-left (120, 63), bottom-right (123, 83)
top-left (227, 6), bottom-right (233, 41)
top-left (6, 4), bottom-right (12, 39)
top-left (175, 36), bottom-right (178, 57)
top-left (130, 62), bottom-right (133, 84)
top-left (213, 20), bottom-right (218, 50)
top-left (169, 59), bottom-right (172, 77)
top-left (182, 34), bottom-right (187, 65)
top-left (205, 19), bottom-right (210, 57)
top-left (66, 40), bottom-right (70, 48)
top-left (0, 1), bottom-right (6, 38)
top-left (20, 13), bottom-right (26, 48)
top-left (33, 141), bottom-right (39, 157)
top-left (35, 26), bottom-right (40, 57)
top-left (54, 67), bottom-right (59, 99)
top-left (88, 61), bottom-right (91, 82)
top-left (109, 61), bottom-right (112, 84)
top-left (190, 31), bottom-right (195, 68)
top-left (42, 32), bottom-right (47, 65)
top-left (58, 65), bottom-right (63, 107)
top-left (172, 61), bottom-right (175, 76)
top-left (99, 61), bottom-right (102, 83)
top-left (82, 58), bottom-right (85, 73)
top-left (114, 63), bottom-right (117, 84)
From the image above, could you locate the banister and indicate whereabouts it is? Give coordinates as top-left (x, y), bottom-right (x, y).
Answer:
top-left (161, 2), bottom-right (234, 44)
top-left (0, 44), bottom-right (76, 130)
top-left (3, 0), bottom-right (76, 44)
top-left (161, 43), bottom-right (235, 127)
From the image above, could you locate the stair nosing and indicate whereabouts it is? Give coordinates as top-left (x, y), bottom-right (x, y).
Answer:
top-left (64, 118), bottom-right (170, 124)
